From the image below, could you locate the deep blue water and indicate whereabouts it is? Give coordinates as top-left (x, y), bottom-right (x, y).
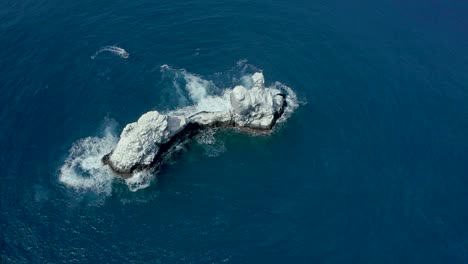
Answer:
top-left (1, 0), bottom-right (468, 263)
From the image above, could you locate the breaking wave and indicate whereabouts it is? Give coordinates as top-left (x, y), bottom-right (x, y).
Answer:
top-left (59, 61), bottom-right (301, 194)
top-left (124, 170), bottom-right (155, 192)
top-left (58, 120), bottom-right (118, 195)
top-left (91, 45), bottom-right (129, 59)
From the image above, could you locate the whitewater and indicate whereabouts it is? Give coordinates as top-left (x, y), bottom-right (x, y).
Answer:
top-left (59, 63), bottom-right (299, 193)
top-left (91, 46), bottom-right (129, 59)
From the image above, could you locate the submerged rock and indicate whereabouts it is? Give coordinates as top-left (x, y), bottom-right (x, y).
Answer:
top-left (102, 72), bottom-right (290, 176)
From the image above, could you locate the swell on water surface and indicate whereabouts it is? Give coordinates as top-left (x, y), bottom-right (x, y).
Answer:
top-left (59, 61), bottom-right (301, 194)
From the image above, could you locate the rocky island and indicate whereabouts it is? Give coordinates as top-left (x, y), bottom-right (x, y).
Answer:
top-left (102, 72), bottom-right (293, 177)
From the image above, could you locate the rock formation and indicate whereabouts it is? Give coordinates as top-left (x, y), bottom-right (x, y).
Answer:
top-left (102, 72), bottom-right (290, 176)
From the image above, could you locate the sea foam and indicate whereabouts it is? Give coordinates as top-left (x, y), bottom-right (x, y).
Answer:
top-left (59, 123), bottom-right (118, 194)
top-left (59, 62), bottom-right (300, 193)
top-left (91, 46), bottom-right (129, 59)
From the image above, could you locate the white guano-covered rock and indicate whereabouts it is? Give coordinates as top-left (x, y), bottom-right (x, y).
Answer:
top-left (230, 85), bottom-right (252, 115)
top-left (108, 111), bottom-right (186, 173)
top-left (104, 72), bottom-right (289, 175)
top-left (229, 72), bottom-right (285, 129)
top-left (189, 111), bottom-right (232, 126)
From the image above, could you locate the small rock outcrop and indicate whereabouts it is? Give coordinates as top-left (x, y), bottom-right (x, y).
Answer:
top-left (102, 72), bottom-right (289, 176)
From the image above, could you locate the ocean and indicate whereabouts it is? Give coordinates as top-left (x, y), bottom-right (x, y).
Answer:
top-left (1, 0), bottom-right (468, 263)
